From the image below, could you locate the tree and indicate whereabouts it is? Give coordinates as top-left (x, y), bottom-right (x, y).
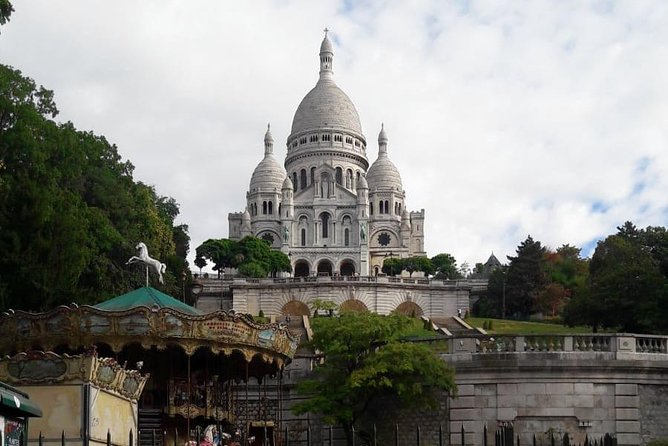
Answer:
top-left (504, 236), bottom-right (547, 318)
top-left (381, 257), bottom-right (403, 276)
top-left (293, 312), bottom-right (456, 446)
top-left (0, 0), bottom-right (13, 28)
top-left (431, 253), bottom-right (461, 279)
top-left (403, 256), bottom-right (434, 277)
top-left (195, 237), bottom-right (291, 278)
top-left (0, 65), bottom-right (188, 310)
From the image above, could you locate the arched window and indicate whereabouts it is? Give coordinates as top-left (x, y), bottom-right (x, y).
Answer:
top-left (344, 228), bottom-right (350, 246)
top-left (300, 169), bottom-right (307, 190)
top-left (292, 172), bottom-right (298, 190)
top-left (378, 200), bottom-right (384, 214)
top-left (278, 203), bottom-right (282, 216)
top-left (262, 201), bottom-right (267, 215)
top-left (310, 167), bottom-right (316, 185)
top-left (268, 201), bottom-right (273, 215)
top-left (385, 200), bottom-right (389, 214)
top-left (370, 202), bottom-right (374, 215)
top-left (321, 213), bottom-right (330, 238)
top-left (335, 167), bottom-right (343, 185)
top-left (301, 228), bottom-right (306, 246)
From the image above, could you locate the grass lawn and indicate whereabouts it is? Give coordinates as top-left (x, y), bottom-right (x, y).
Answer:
top-left (465, 317), bottom-right (594, 334)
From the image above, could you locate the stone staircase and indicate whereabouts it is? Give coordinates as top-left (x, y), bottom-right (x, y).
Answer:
top-left (429, 316), bottom-right (482, 336)
top-left (138, 408), bottom-right (164, 446)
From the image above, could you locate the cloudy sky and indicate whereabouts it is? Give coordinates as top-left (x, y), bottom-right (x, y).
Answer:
top-left (2, 1), bottom-right (667, 270)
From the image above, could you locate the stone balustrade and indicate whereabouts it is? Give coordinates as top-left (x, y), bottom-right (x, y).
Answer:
top-left (446, 333), bottom-right (668, 357)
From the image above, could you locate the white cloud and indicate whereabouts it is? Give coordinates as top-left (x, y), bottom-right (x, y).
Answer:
top-left (2, 0), bottom-right (667, 267)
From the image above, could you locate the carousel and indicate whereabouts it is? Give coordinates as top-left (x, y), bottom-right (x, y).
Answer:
top-left (0, 244), bottom-right (299, 446)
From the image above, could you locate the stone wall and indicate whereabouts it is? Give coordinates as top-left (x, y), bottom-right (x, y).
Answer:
top-left (639, 384), bottom-right (668, 444)
top-left (196, 276), bottom-right (475, 318)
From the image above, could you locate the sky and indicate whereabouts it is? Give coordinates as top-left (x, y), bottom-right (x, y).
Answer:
top-left (2, 0), bottom-right (667, 270)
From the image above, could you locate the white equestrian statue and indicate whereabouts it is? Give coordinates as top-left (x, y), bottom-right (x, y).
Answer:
top-left (126, 242), bottom-right (167, 285)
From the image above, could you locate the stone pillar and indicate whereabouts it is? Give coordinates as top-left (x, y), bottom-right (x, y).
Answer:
top-left (616, 384), bottom-right (640, 445)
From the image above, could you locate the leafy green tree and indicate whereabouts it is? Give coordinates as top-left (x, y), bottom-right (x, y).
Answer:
top-left (381, 257), bottom-right (403, 276)
top-left (195, 237), bottom-right (291, 278)
top-left (403, 256), bottom-right (434, 277)
top-left (431, 253), bottom-right (461, 279)
top-left (293, 312), bottom-right (456, 446)
top-left (0, 65), bottom-right (187, 310)
top-left (0, 0), bottom-right (13, 28)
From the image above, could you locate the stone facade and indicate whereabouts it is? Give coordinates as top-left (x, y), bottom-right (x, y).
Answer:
top-left (228, 33), bottom-right (425, 278)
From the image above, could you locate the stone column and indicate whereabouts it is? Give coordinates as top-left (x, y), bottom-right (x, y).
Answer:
top-left (616, 384), bottom-right (640, 445)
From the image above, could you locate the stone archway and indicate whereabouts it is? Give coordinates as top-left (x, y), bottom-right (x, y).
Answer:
top-left (340, 299), bottom-right (368, 313)
top-left (394, 301), bottom-right (424, 317)
top-left (294, 260), bottom-right (310, 277)
top-left (281, 300), bottom-right (311, 316)
top-left (317, 260), bottom-right (333, 276)
top-left (339, 260), bottom-right (356, 276)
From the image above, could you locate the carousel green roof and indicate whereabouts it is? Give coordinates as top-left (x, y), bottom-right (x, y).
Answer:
top-left (94, 287), bottom-right (202, 315)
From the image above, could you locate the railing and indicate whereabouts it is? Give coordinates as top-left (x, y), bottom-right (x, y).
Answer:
top-left (446, 333), bottom-right (668, 357)
top-left (216, 275), bottom-right (483, 287)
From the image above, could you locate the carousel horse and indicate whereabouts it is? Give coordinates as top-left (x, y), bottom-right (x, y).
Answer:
top-left (126, 242), bottom-right (167, 284)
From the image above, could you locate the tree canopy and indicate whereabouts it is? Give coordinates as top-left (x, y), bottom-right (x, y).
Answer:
top-left (431, 253), bottom-right (461, 279)
top-left (563, 222), bottom-right (668, 333)
top-left (0, 65), bottom-right (189, 310)
top-left (195, 237), bottom-right (291, 278)
top-left (293, 312), bottom-right (456, 446)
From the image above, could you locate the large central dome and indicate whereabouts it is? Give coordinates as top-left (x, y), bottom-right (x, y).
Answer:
top-left (289, 34), bottom-right (363, 139)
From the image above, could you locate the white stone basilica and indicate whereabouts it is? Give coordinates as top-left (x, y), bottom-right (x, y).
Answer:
top-left (228, 33), bottom-right (426, 277)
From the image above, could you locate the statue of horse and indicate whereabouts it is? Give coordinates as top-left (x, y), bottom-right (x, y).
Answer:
top-left (126, 242), bottom-right (167, 284)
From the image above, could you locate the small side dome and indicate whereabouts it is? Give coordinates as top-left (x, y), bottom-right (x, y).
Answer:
top-left (250, 126), bottom-right (286, 192)
top-left (282, 176), bottom-right (294, 190)
top-left (356, 174), bottom-right (369, 190)
top-left (320, 32), bottom-right (334, 54)
top-left (367, 125), bottom-right (402, 191)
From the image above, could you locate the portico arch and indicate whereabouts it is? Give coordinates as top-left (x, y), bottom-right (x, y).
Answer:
top-left (340, 299), bottom-right (368, 313)
top-left (294, 260), bottom-right (310, 277)
top-left (394, 301), bottom-right (424, 317)
top-left (317, 260), bottom-right (333, 276)
top-left (281, 300), bottom-right (310, 316)
top-left (339, 260), bottom-right (356, 276)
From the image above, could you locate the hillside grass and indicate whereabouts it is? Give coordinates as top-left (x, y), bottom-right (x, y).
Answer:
top-left (465, 317), bottom-right (594, 334)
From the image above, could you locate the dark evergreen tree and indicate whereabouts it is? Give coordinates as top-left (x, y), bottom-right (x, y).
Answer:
top-left (504, 235), bottom-right (547, 318)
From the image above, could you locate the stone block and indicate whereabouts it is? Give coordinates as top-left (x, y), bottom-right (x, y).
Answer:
top-left (457, 384), bottom-right (475, 396)
top-left (593, 383), bottom-right (613, 395)
top-left (450, 408), bottom-right (480, 421)
top-left (525, 407), bottom-right (574, 417)
top-left (572, 394), bottom-right (594, 408)
top-left (522, 383), bottom-right (546, 395)
top-left (573, 407), bottom-right (594, 420)
top-left (615, 383), bottom-right (638, 396)
top-left (497, 383), bottom-right (517, 395)
top-left (449, 396), bottom-right (475, 409)
top-left (476, 384), bottom-right (497, 396)
top-left (615, 395), bottom-right (639, 408)
top-left (574, 382), bottom-right (594, 395)
top-left (481, 408), bottom-right (496, 422)
top-left (616, 421), bottom-right (640, 433)
top-left (496, 407), bottom-right (517, 420)
top-left (450, 420), bottom-right (478, 434)
top-left (593, 394), bottom-right (614, 408)
top-left (616, 408), bottom-right (639, 420)
top-left (498, 395), bottom-right (526, 408)
top-left (475, 395), bottom-right (496, 408)
top-left (546, 382), bottom-right (574, 395)
top-left (616, 433), bottom-right (640, 446)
